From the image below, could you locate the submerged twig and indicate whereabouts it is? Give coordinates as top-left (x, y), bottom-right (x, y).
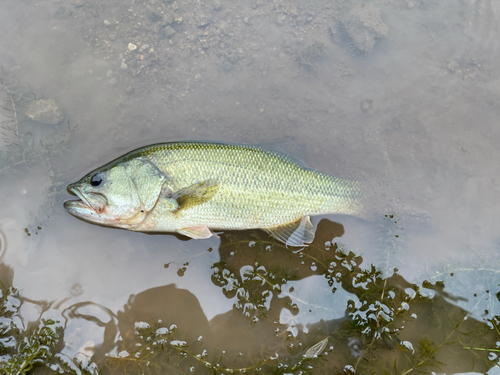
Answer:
top-left (4, 82), bottom-right (19, 137)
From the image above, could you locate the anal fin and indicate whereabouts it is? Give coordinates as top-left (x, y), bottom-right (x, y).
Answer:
top-left (264, 216), bottom-right (315, 247)
top-left (178, 225), bottom-right (213, 239)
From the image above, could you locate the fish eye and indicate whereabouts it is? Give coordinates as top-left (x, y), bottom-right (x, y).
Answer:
top-left (90, 173), bottom-right (104, 187)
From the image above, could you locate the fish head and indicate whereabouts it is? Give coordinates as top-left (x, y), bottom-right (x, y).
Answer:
top-left (64, 157), bottom-right (168, 228)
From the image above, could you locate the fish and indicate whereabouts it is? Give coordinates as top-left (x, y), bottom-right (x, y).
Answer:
top-left (64, 141), bottom-right (365, 246)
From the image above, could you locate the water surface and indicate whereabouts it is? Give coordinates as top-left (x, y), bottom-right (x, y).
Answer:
top-left (1, 0), bottom-right (500, 373)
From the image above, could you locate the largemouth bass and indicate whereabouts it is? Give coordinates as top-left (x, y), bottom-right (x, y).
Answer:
top-left (64, 142), bottom-right (365, 246)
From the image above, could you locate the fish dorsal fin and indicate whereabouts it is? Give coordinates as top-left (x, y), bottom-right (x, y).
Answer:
top-left (264, 216), bottom-right (315, 247)
top-left (178, 225), bottom-right (213, 239)
top-left (171, 179), bottom-right (219, 210)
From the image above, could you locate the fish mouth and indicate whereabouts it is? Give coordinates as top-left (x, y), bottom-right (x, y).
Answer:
top-left (63, 199), bottom-right (93, 217)
top-left (64, 185), bottom-right (106, 217)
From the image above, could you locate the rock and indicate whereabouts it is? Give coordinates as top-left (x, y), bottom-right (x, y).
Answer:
top-left (25, 99), bottom-right (63, 124)
top-left (342, 3), bottom-right (388, 53)
top-left (360, 98), bottom-right (373, 112)
top-left (128, 43), bottom-right (138, 51)
top-left (297, 42), bottom-right (327, 67)
top-left (447, 60), bottom-right (460, 74)
top-left (161, 12), bottom-right (175, 26)
top-left (162, 26), bottom-right (175, 38)
top-left (195, 14), bottom-right (209, 28)
top-left (73, 0), bottom-right (85, 8)
top-left (147, 11), bottom-right (163, 23)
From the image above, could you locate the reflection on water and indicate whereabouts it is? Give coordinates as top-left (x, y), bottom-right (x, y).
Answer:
top-left (0, 228), bottom-right (6, 263)
top-left (1, 219), bottom-right (499, 373)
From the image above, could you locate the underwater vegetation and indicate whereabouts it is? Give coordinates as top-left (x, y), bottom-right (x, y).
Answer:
top-left (1, 218), bottom-right (499, 374)
top-left (0, 65), bottom-right (78, 231)
top-left (0, 65), bottom-right (78, 176)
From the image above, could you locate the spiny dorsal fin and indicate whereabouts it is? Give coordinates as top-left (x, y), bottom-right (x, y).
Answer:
top-left (264, 216), bottom-right (315, 247)
top-left (171, 179), bottom-right (219, 210)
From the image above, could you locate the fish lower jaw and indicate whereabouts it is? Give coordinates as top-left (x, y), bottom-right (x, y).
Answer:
top-left (64, 200), bottom-right (119, 226)
top-left (64, 200), bottom-right (99, 218)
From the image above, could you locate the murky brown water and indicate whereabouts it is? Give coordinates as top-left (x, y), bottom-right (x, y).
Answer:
top-left (1, 0), bottom-right (500, 373)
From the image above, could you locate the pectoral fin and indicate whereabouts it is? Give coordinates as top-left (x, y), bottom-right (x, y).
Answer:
top-left (171, 179), bottom-right (219, 210)
top-left (178, 225), bottom-right (213, 239)
top-left (264, 216), bottom-right (315, 247)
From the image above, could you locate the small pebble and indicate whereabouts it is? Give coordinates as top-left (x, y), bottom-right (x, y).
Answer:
top-left (163, 26), bottom-right (175, 37)
top-left (26, 99), bottom-right (63, 124)
top-left (128, 43), bottom-right (137, 51)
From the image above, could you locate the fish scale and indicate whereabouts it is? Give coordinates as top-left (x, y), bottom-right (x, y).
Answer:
top-left (144, 142), bottom-right (363, 227)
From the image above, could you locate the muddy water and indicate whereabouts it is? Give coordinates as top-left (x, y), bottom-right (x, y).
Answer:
top-left (1, 0), bottom-right (500, 373)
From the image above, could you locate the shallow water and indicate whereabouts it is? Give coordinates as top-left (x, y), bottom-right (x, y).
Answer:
top-left (1, 0), bottom-right (500, 373)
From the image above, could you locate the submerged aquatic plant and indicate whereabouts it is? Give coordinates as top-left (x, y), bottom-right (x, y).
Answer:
top-left (0, 65), bottom-right (79, 176)
top-left (102, 319), bottom-right (331, 374)
top-left (0, 219), bottom-right (499, 374)
top-left (204, 223), bottom-right (500, 374)
top-left (0, 65), bottom-right (32, 147)
top-left (0, 279), bottom-right (99, 375)
top-left (0, 281), bottom-right (62, 374)
top-left (2, 318), bottom-right (61, 375)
